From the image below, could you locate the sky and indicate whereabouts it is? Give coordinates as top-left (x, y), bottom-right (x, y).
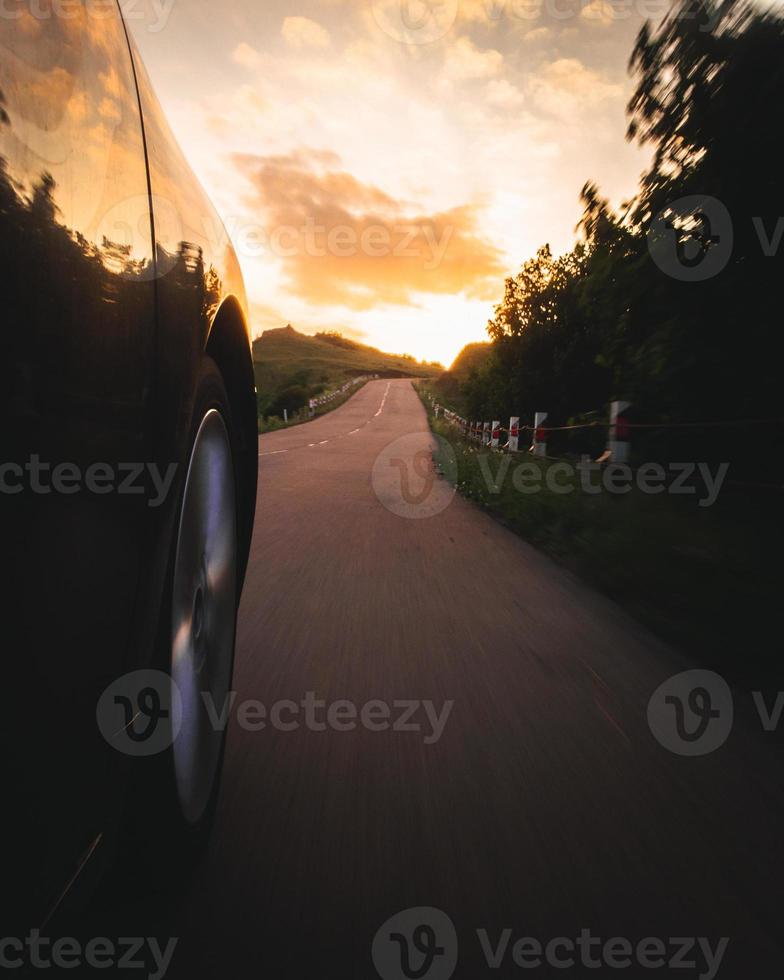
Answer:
top-left (127, 0), bottom-right (657, 367)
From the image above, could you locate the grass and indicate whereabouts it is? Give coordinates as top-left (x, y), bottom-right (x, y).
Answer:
top-left (253, 325), bottom-right (440, 422)
top-left (257, 378), bottom-right (371, 433)
top-left (420, 388), bottom-right (781, 685)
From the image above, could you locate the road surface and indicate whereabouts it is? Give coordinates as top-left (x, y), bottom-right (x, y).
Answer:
top-left (89, 380), bottom-right (783, 978)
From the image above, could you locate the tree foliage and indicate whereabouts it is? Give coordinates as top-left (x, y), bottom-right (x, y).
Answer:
top-left (466, 0), bottom-right (784, 466)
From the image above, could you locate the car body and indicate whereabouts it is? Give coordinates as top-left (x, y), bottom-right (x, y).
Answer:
top-left (1, 2), bottom-right (257, 932)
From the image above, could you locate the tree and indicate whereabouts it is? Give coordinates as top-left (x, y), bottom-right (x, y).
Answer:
top-left (464, 0), bottom-right (784, 469)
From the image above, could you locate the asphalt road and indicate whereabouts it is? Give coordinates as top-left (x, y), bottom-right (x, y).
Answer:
top-left (89, 379), bottom-right (783, 978)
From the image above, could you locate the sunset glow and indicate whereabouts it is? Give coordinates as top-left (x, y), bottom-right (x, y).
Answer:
top-left (129, 0), bottom-right (652, 366)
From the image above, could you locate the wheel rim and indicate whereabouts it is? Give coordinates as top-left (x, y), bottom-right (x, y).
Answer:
top-left (171, 407), bottom-right (237, 825)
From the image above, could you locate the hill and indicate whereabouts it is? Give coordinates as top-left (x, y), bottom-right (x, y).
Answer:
top-left (253, 325), bottom-right (442, 419)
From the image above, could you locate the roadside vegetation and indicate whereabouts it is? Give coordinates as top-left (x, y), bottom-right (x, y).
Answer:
top-left (417, 0), bottom-right (784, 679)
top-left (254, 325), bottom-right (441, 430)
top-left (258, 377), bottom-right (372, 433)
top-left (435, 0), bottom-right (784, 485)
top-left (418, 387), bottom-right (781, 685)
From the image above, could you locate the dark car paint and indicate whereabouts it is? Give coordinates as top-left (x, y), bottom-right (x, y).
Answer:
top-left (0, 3), bottom-right (256, 931)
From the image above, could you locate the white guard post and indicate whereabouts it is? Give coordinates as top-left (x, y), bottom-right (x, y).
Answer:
top-left (508, 417), bottom-right (519, 452)
top-left (491, 421), bottom-right (501, 449)
top-left (531, 412), bottom-right (548, 457)
top-left (608, 401), bottom-right (631, 462)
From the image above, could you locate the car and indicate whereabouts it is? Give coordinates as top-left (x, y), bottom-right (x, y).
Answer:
top-left (1, 3), bottom-right (258, 933)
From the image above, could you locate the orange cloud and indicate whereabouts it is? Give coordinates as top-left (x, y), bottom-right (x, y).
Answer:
top-left (281, 16), bottom-right (331, 49)
top-left (233, 149), bottom-right (504, 309)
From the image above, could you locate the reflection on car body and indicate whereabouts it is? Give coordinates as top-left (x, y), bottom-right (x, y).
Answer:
top-left (0, 2), bottom-right (257, 932)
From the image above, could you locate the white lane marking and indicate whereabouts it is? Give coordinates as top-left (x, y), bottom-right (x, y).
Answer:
top-left (374, 382), bottom-right (392, 417)
top-left (259, 381), bottom-right (390, 456)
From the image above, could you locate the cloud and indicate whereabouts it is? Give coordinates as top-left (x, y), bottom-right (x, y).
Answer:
top-left (456, 0), bottom-right (495, 24)
top-left (281, 16), bottom-right (331, 49)
top-left (442, 36), bottom-right (504, 83)
top-left (523, 26), bottom-right (552, 44)
top-left (233, 150), bottom-right (504, 309)
top-left (581, 0), bottom-right (617, 25)
top-left (99, 66), bottom-right (123, 99)
top-left (484, 78), bottom-right (526, 110)
top-left (232, 42), bottom-right (262, 69)
top-left (249, 301), bottom-right (290, 337)
top-left (528, 58), bottom-right (623, 118)
top-left (98, 97), bottom-right (121, 123)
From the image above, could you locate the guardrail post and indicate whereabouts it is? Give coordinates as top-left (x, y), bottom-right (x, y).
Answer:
top-left (482, 422), bottom-right (490, 446)
top-left (491, 421), bottom-right (500, 449)
top-left (608, 401), bottom-right (631, 462)
top-left (531, 412), bottom-right (548, 457)
top-left (508, 417), bottom-right (519, 452)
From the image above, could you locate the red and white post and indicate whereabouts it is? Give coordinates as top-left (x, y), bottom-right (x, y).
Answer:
top-left (508, 417), bottom-right (520, 453)
top-left (531, 412), bottom-right (548, 457)
top-left (608, 401), bottom-right (631, 463)
top-left (483, 422), bottom-right (491, 446)
top-left (491, 421), bottom-right (501, 449)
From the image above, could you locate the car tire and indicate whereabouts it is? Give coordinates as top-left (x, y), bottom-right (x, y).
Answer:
top-left (117, 356), bottom-right (240, 880)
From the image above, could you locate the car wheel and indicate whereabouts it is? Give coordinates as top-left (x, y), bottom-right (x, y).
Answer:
top-left (117, 357), bottom-right (240, 876)
top-left (170, 359), bottom-right (238, 831)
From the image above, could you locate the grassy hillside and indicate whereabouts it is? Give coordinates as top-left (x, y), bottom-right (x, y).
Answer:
top-left (253, 325), bottom-right (442, 420)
